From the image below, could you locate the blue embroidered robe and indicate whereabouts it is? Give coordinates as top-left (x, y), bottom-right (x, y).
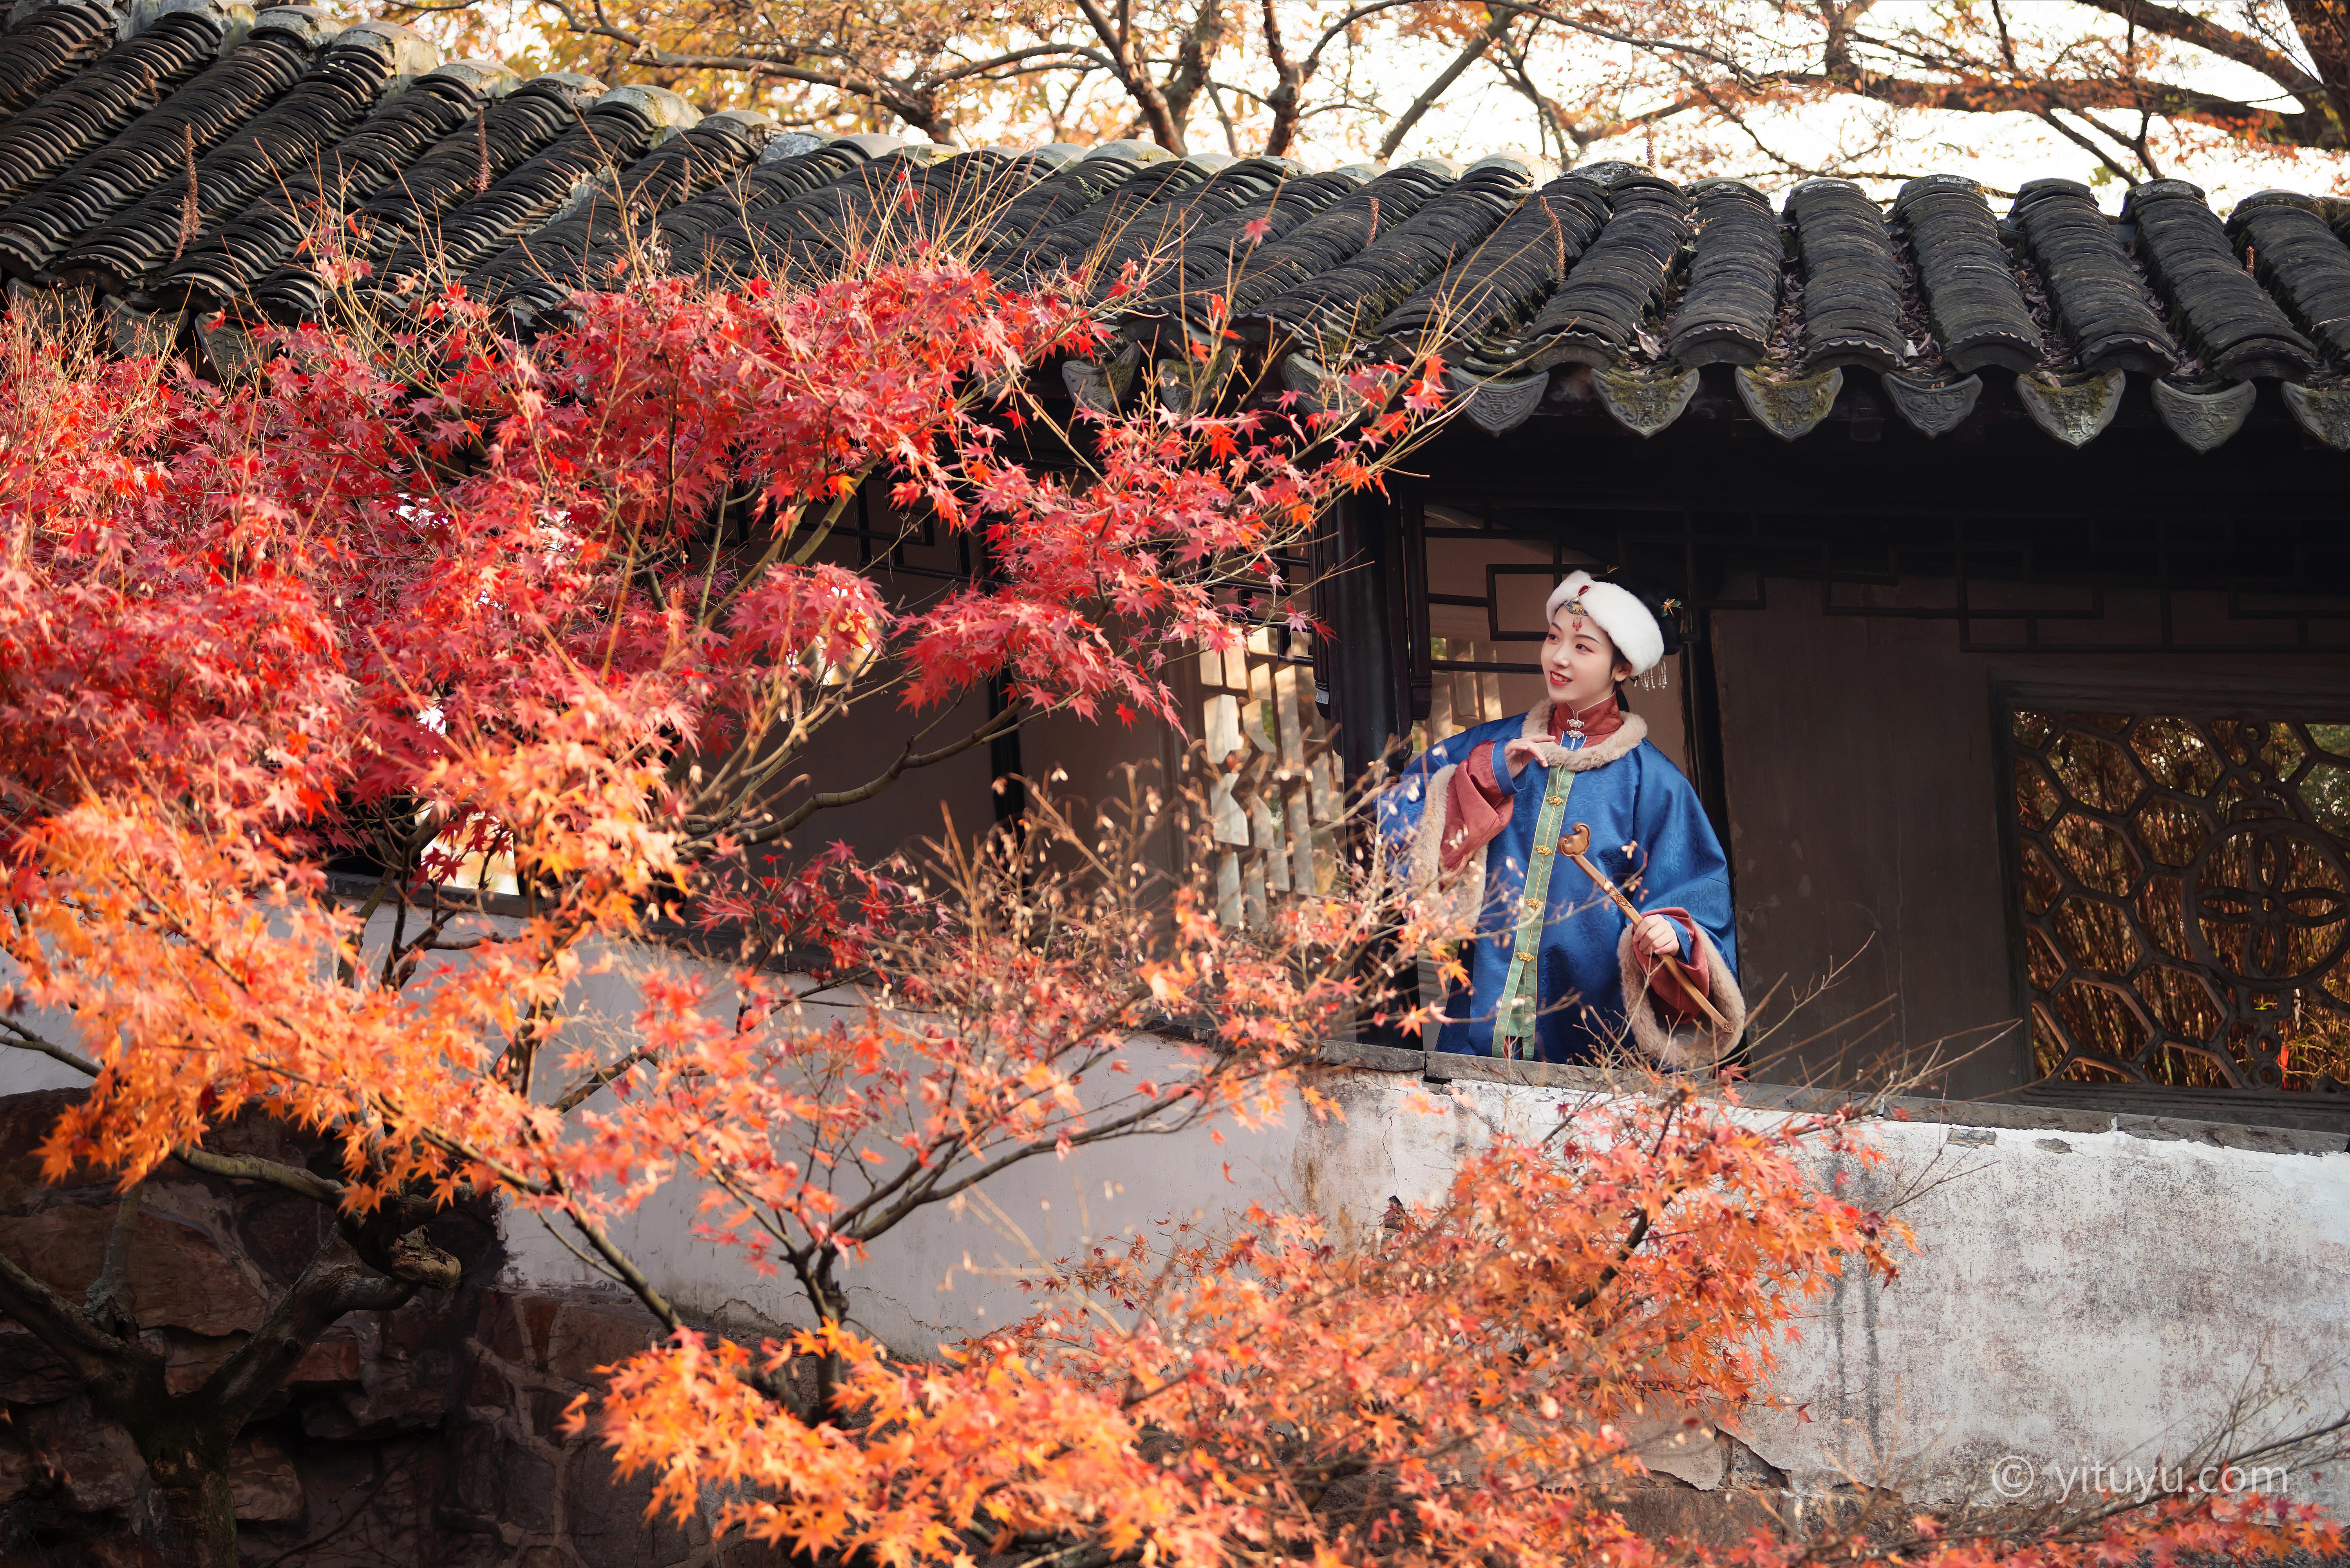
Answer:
top-left (1375, 703), bottom-right (1740, 1065)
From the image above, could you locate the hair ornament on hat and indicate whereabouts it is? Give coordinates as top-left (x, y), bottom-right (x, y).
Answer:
top-left (1545, 569), bottom-right (1667, 679)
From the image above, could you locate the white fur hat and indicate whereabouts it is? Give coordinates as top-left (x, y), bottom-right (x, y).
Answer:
top-left (1544, 570), bottom-right (1665, 677)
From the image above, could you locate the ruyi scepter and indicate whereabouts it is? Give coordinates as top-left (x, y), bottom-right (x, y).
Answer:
top-left (1556, 822), bottom-right (1732, 1033)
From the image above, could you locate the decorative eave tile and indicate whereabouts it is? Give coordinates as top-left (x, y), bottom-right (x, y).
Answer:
top-left (2282, 382), bottom-right (2350, 451)
top-left (1881, 371), bottom-right (1983, 438)
top-left (2150, 378), bottom-right (2256, 453)
top-left (1594, 363), bottom-right (1699, 437)
top-left (1061, 339), bottom-right (1143, 414)
top-left (1734, 365), bottom-right (1842, 441)
top-left (1446, 364), bottom-right (1549, 434)
top-left (2015, 369), bottom-right (2126, 447)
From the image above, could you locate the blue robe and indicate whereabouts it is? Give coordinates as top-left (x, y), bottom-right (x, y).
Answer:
top-left (1376, 703), bottom-right (1740, 1065)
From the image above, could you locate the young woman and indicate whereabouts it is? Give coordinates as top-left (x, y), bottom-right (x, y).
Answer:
top-left (1377, 571), bottom-right (1743, 1066)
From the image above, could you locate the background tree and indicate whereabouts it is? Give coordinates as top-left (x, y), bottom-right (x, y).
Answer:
top-left (389, 0), bottom-right (2350, 187)
top-left (0, 226), bottom-right (1432, 1566)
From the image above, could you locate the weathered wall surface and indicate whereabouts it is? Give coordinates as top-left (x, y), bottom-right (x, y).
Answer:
top-left (5, 1055), bottom-right (2347, 1563)
top-left (1304, 1059), bottom-right (2350, 1516)
top-left (496, 1028), bottom-right (1311, 1355)
top-left (508, 1048), bottom-right (2350, 1517)
top-left (11, 901), bottom-right (2350, 1563)
top-left (0, 1084), bottom-right (789, 1568)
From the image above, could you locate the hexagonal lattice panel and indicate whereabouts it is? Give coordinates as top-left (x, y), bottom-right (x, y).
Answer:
top-left (2008, 707), bottom-right (2350, 1091)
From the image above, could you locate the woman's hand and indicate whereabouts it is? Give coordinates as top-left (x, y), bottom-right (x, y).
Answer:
top-left (1634, 913), bottom-right (1682, 959)
top-left (1502, 738), bottom-right (1540, 779)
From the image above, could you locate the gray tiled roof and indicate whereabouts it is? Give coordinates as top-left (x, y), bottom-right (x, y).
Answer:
top-left (6, 0), bottom-right (2350, 453)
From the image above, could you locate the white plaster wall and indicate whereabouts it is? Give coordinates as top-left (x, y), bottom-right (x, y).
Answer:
top-left (1283, 1073), bottom-right (2350, 1514)
top-left (1741, 1120), bottom-right (2350, 1513)
top-left (498, 1021), bottom-right (1323, 1354)
top-left (12, 923), bottom-right (2347, 1518)
top-left (503, 1053), bottom-right (2350, 1516)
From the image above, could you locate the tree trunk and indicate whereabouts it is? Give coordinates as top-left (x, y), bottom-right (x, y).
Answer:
top-left (808, 1266), bottom-right (853, 1422)
top-left (142, 1433), bottom-right (242, 1568)
top-left (2285, 0), bottom-right (2350, 147)
top-left (2, 1210), bottom-right (452, 1568)
top-left (1259, 0), bottom-right (1303, 157)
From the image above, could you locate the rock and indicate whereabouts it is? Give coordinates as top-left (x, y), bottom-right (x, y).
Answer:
top-left (0, 1205), bottom-right (266, 1335)
top-left (561, 1442), bottom-right (701, 1568)
top-left (302, 1360), bottom-right (458, 1440)
top-left (233, 1188), bottom-right (333, 1284)
top-left (164, 1329), bottom-right (246, 1396)
top-left (543, 1300), bottom-right (659, 1388)
top-left (282, 1434), bottom-right (450, 1568)
top-left (454, 1424), bottom-right (559, 1535)
top-left (0, 1321), bottom-right (80, 1402)
top-left (19, 1397), bottom-right (140, 1512)
top-left (291, 1333), bottom-right (363, 1386)
top-left (484, 1290), bottom-right (561, 1368)
top-left (0, 1088), bottom-right (99, 1211)
top-left (229, 1434), bottom-right (302, 1523)
top-left (463, 1357), bottom-right (513, 1412)
top-left (0, 1440), bottom-right (36, 1505)
top-left (383, 1279), bottom-right (480, 1356)
top-left (1608, 1477), bottom-right (1787, 1547)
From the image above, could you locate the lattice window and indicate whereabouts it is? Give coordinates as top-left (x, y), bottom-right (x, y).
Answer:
top-left (2007, 705), bottom-right (2350, 1091)
top-left (1200, 629), bottom-right (1344, 927)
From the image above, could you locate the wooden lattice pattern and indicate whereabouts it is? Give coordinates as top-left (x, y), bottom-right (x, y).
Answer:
top-left (1202, 631), bottom-right (1345, 927)
top-left (2010, 707), bottom-right (2350, 1091)
top-left (1423, 634), bottom-right (1543, 748)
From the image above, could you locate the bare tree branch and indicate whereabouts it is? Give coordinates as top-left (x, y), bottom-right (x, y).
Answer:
top-left (1378, 4), bottom-right (1515, 159)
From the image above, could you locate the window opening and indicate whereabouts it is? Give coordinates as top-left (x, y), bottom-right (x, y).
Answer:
top-left (2005, 704), bottom-right (2350, 1092)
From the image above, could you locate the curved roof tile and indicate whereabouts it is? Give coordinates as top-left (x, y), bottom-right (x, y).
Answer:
top-left (1242, 158), bottom-right (1529, 353)
top-left (1892, 174), bottom-right (2041, 373)
top-left (2124, 177), bottom-right (2317, 381)
top-left (1786, 178), bottom-right (1905, 373)
top-left (1513, 168), bottom-right (1689, 372)
top-left (2228, 191), bottom-right (2350, 369)
top-left (2009, 179), bottom-right (2177, 375)
top-left (1666, 178), bottom-right (1776, 368)
top-left (0, 1), bottom-right (124, 118)
top-left (3, 31), bottom-right (2348, 454)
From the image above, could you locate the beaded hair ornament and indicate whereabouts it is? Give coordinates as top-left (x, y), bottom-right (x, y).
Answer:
top-left (1562, 591), bottom-right (1682, 691)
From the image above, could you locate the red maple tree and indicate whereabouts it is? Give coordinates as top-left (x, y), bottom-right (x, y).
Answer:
top-left (0, 247), bottom-right (1433, 1563)
top-left (0, 247), bottom-right (2336, 1568)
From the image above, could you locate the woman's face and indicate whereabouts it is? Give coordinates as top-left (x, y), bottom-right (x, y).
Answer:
top-left (1541, 602), bottom-right (1632, 711)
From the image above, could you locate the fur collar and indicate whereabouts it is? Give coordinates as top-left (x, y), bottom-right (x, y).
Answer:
top-left (1520, 700), bottom-right (1647, 771)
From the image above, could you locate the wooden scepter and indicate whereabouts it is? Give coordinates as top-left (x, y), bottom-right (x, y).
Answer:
top-left (1556, 821), bottom-right (1732, 1033)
